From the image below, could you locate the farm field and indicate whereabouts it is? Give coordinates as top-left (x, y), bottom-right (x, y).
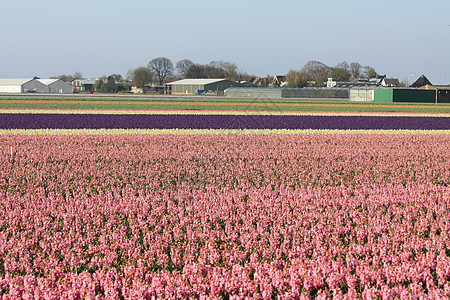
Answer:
top-left (0, 96), bottom-right (449, 132)
top-left (0, 96), bottom-right (449, 298)
top-left (1, 95), bottom-right (450, 113)
top-left (0, 134), bottom-right (449, 298)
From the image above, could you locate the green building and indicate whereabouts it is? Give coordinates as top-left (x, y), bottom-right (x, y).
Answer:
top-left (167, 79), bottom-right (243, 95)
top-left (374, 88), bottom-right (436, 103)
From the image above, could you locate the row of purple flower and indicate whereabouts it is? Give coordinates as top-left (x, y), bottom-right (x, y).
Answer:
top-left (0, 113), bottom-right (449, 130)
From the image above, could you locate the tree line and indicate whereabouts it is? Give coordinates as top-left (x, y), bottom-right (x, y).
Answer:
top-left (128, 58), bottom-right (253, 88)
top-left (53, 58), bottom-right (379, 92)
top-left (284, 61), bottom-right (378, 88)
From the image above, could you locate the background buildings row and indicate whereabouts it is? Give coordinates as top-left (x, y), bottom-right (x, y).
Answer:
top-left (1, 76), bottom-right (449, 103)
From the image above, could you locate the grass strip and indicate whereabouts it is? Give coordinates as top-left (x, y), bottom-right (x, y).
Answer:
top-left (0, 108), bottom-right (448, 117)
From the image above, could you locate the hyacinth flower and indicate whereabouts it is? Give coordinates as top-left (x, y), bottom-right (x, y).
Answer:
top-left (0, 134), bottom-right (449, 298)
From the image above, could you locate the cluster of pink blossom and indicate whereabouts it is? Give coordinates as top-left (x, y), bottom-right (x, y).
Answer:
top-left (0, 134), bottom-right (449, 299)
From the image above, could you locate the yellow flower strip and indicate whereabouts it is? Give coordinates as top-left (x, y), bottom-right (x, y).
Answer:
top-left (1, 129), bottom-right (450, 135)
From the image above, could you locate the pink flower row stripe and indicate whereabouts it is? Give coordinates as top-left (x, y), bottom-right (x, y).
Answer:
top-left (0, 134), bottom-right (449, 298)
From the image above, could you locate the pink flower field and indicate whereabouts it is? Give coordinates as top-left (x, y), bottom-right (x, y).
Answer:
top-left (0, 134), bottom-right (449, 299)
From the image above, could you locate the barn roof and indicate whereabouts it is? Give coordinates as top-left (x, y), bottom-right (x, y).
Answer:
top-left (0, 78), bottom-right (34, 86)
top-left (37, 79), bottom-right (60, 85)
top-left (166, 79), bottom-right (229, 85)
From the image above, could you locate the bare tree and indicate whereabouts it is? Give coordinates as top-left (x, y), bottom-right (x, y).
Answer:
top-left (73, 72), bottom-right (83, 80)
top-left (301, 60), bottom-right (332, 87)
top-left (220, 61), bottom-right (239, 80)
top-left (126, 69), bottom-right (134, 81)
top-left (148, 57), bottom-right (174, 85)
top-left (336, 61), bottom-right (350, 71)
top-left (350, 62), bottom-right (362, 80)
top-left (57, 74), bottom-right (73, 82)
top-left (204, 65), bottom-right (226, 78)
top-left (207, 61), bottom-right (240, 80)
top-left (176, 59), bottom-right (194, 78)
top-left (185, 64), bottom-right (207, 79)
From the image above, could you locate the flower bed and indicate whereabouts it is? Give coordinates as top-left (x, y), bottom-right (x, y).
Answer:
top-left (0, 134), bottom-right (449, 298)
top-left (0, 113), bottom-right (449, 130)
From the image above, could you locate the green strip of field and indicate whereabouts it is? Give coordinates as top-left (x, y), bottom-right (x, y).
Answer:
top-left (1, 109), bottom-right (449, 117)
top-left (1, 129), bottom-right (450, 135)
top-left (0, 96), bottom-right (449, 113)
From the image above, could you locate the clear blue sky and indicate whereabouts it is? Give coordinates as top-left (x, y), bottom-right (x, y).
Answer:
top-left (1, 0), bottom-right (449, 84)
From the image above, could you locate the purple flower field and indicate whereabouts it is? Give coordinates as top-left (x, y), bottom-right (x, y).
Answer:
top-left (0, 113), bottom-right (449, 130)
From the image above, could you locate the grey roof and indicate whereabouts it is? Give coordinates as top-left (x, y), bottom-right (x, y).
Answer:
top-left (74, 79), bottom-right (97, 85)
top-left (0, 78), bottom-right (34, 86)
top-left (383, 78), bottom-right (400, 86)
top-left (410, 75), bottom-right (432, 88)
top-left (166, 79), bottom-right (229, 85)
top-left (334, 82), bottom-right (374, 88)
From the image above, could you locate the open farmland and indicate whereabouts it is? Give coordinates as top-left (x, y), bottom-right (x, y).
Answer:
top-left (0, 96), bottom-right (449, 132)
top-left (1, 95), bottom-right (450, 113)
top-left (0, 95), bottom-right (450, 298)
top-left (0, 134), bottom-right (449, 298)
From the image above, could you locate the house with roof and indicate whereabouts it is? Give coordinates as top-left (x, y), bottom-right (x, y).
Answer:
top-left (328, 75), bottom-right (388, 88)
top-left (380, 77), bottom-right (401, 87)
top-left (410, 75), bottom-right (432, 88)
top-left (250, 77), bottom-right (262, 86)
top-left (72, 79), bottom-right (96, 92)
top-left (271, 75), bottom-right (287, 87)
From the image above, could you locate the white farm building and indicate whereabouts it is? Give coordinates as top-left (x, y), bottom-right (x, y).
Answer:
top-left (0, 78), bottom-right (73, 93)
top-left (0, 78), bottom-right (47, 93)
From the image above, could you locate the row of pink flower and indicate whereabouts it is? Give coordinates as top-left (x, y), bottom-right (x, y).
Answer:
top-left (0, 134), bottom-right (449, 298)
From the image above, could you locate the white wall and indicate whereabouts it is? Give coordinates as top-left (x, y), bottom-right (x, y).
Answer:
top-left (0, 86), bottom-right (22, 93)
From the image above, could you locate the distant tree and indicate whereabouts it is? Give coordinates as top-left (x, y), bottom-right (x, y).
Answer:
top-left (132, 67), bottom-right (152, 87)
top-left (57, 74), bottom-right (73, 82)
top-left (336, 61), bottom-right (350, 71)
top-left (218, 61), bottom-right (239, 80)
top-left (148, 57), bottom-right (174, 85)
top-left (183, 60), bottom-right (245, 80)
top-left (368, 69), bottom-right (377, 78)
top-left (301, 60), bottom-right (332, 86)
top-left (94, 79), bottom-right (103, 92)
top-left (366, 67), bottom-right (378, 78)
top-left (103, 75), bottom-right (116, 93)
top-left (110, 74), bottom-right (123, 83)
top-left (126, 69), bottom-right (134, 82)
top-left (176, 59), bottom-right (194, 78)
top-left (350, 62), bottom-right (362, 79)
top-left (204, 65), bottom-right (226, 78)
top-left (186, 64), bottom-right (207, 78)
top-left (239, 72), bottom-right (253, 83)
top-left (73, 72), bottom-right (83, 80)
top-left (286, 69), bottom-right (308, 88)
top-left (330, 68), bottom-right (351, 82)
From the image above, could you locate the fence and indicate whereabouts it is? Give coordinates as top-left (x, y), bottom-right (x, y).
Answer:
top-left (225, 88), bottom-right (349, 100)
